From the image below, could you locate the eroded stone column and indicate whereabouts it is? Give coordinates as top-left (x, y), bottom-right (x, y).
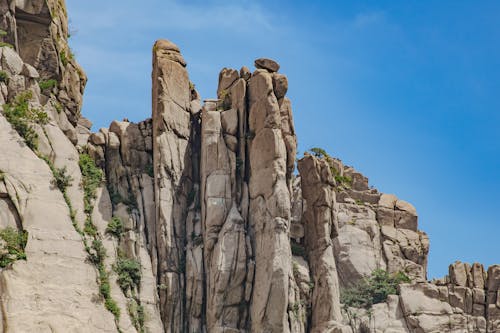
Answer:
top-left (200, 68), bottom-right (253, 331)
top-left (247, 64), bottom-right (296, 332)
top-left (152, 39), bottom-right (193, 332)
top-left (298, 154), bottom-right (343, 332)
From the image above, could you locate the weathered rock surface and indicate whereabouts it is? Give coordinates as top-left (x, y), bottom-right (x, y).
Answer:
top-left (298, 155), bottom-right (344, 332)
top-left (0, 2), bottom-right (498, 332)
top-left (152, 38), bottom-right (195, 332)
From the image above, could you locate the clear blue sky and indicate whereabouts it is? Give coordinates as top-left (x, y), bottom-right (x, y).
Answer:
top-left (66, 0), bottom-right (500, 279)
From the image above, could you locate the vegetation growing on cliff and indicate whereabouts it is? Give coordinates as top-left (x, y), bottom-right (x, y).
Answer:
top-left (79, 153), bottom-right (121, 321)
top-left (38, 79), bottom-right (58, 92)
top-left (51, 166), bottom-right (73, 192)
top-left (310, 147), bottom-right (329, 158)
top-left (0, 70), bottom-right (9, 83)
top-left (3, 91), bottom-right (48, 150)
top-left (106, 217), bottom-right (124, 238)
top-left (114, 255), bottom-right (141, 294)
top-left (128, 300), bottom-right (145, 333)
top-left (341, 269), bottom-right (410, 309)
top-left (0, 227), bottom-right (28, 268)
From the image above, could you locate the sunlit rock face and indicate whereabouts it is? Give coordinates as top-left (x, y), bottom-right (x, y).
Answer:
top-left (0, 1), bottom-right (499, 332)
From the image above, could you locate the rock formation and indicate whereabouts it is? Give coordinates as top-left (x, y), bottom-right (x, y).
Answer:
top-left (0, 1), bottom-right (498, 332)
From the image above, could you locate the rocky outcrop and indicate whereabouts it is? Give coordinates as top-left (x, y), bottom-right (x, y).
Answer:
top-left (247, 68), bottom-right (297, 332)
top-left (329, 158), bottom-right (429, 286)
top-left (87, 118), bottom-right (164, 333)
top-left (298, 155), bottom-right (344, 332)
top-left (152, 39), bottom-right (196, 332)
top-left (0, 34), bottom-right (118, 333)
top-left (0, 1), bottom-right (499, 332)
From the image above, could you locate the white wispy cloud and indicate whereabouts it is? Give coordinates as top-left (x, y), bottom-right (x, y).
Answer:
top-left (68, 0), bottom-right (275, 35)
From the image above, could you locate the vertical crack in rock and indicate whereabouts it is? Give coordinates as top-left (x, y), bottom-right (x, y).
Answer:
top-left (201, 67), bottom-right (252, 331)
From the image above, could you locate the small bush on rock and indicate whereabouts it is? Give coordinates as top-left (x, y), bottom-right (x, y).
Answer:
top-left (106, 217), bottom-right (123, 238)
top-left (79, 154), bottom-right (103, 213)
top-left (0, 42), bottom-right (13, 48)
top-left (3, 91), bottom-right (48, 150)
top-left (38, 79), bottom-right (58, 91)
top-left (341, 269), bottom-right (410, 309)
top-left (114, 256), bottom-right (141, 293)
top-left (0, 70), bottom-right (9, 83)
top-left (51, 166), bottom-right (73, 192)
top-left (0, 227), bottom-right (28, 268)
top-left (310, 147), bottom-right (329, 158)
top-left (105, 298), bottom-right (120, 318)
top-left (128, 299), bottom-right (145, 332)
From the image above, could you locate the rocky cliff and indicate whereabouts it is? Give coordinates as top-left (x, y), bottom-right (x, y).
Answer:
top-left (0, 1), bottom-right (498, 332)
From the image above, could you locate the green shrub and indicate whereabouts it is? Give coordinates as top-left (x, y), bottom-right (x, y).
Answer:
top-left (60, 50), bottom-right (69, 66)
top-left (105, 298), bottom-right (120, 319)
top-left (51, 166), bottom-right (73, 192)
top-left (89, 239), bottom-right (106, 264)
top-left (0, 29), bottom-right (7, 37)
top-left (0, 227), bottom-right (28, 267)
top-left (100, 279), bottom-right (110, 298)
top-left (106, 217), bottom-right (123, 238)
top-left (114, 257), bottom-right (141, 293)
top-left (3, 91), bottom-right (48, 150)
top-left (52, 101), bottom-right (63, 114)
top-left (128, 299), bottom-right (145, 332)
top-left (0, 42), bottom-right (13, 48)
top-left (60, 49), bottom-right (75, 66)
top-left (77, 154), bottom-right (121, 321)
top-left (0, 70), bottom-right (9, 83)
top-left (0, 171), bottom-right (4, 181)
top-left (38, 79), bottom-right (58, 91)
top-left (84, 218), bottom-right (97, 237)
top-left (310, 147), bottom-right (329, 158)
top-left (97, 261), bottom-right (120, 320)
top-left (341, 269), bottom-right (411, 309)
top-left (79, 154), bottom-right (103, 212)
top-left (335, 175), bottom-right (352, 186)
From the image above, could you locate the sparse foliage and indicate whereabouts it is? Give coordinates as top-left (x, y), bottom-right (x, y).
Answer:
top-left (39, 79), bottom-right (58, 91)
top-left (79, 154), bottom-right (103, 213)
top-left (310, 147), bottom-right (329, 158)
top-left (0, 70), bottom-right (9, 83)
top-left (114, 256), bottom-right (141, 293)
top-left (341, 269), bottom-right (411, 309)
top-left (51, 166), bottom-right (73, 192)
top-left (106, 217), bottom-right (123, 238)
top-left (3, 91), bottom-right (48, 150)
top-left (0, 227), bottom-right (28, 268)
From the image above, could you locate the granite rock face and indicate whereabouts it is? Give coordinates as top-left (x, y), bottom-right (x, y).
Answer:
top-left (0, 2), bottom-right (499, 332)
